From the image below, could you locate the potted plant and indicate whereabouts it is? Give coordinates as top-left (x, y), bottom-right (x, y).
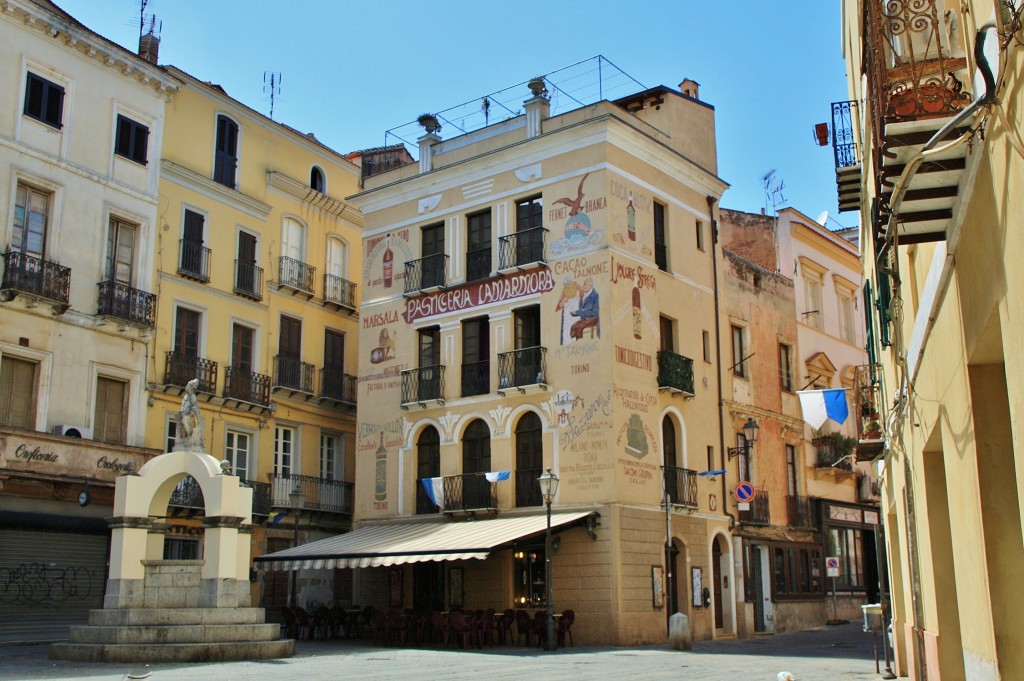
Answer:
top-left (862, 418), bottom-right (882, 439)
top-left (417, 113), bottom-right (441, 134)
top-left (528, 76), bottom-right (547, 96)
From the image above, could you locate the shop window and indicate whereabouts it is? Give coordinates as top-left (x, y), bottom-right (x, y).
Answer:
top-left (513, 543), bottom-right (547, 607)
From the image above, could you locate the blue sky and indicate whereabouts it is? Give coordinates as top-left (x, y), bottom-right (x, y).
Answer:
top-left (58, 0), bottom-right (854, 227)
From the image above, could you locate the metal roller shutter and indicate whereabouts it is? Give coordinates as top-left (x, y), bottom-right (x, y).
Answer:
top-left (0, 528), bottom-right (108, 643)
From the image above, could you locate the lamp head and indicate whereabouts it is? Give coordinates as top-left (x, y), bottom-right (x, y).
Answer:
top-left (537, 467), bottom-right (559, 504)
top-left (742, 417), bottom-right (759, 446)
top-left (289, 481), bottom-right (305, 510)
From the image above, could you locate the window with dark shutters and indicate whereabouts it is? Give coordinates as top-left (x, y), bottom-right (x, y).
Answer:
top-left (232, 324), bottom-right (254, 375)
top-left (279, 315), bottom-right (302, 359)
top-left (174, 307), bottom-right (200, 359)
top-left (0, 356), bottom-right (37, 428)
top-left (23, 73), bottom-right (64, 128)
top-left (115, 115), bottom-right (149, 164)
top-left (214, 115), bottom-right (238, 187)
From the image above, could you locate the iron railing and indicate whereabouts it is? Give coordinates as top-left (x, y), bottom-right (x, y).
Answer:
top-left (461, 360), bottom-right (490, 397)
top-left (233, 260), bottom-right (263, 301)
top-left (663, 465), bottom-right (698, 509)
top-left (1, 250), bottom-right (70, 307)
top-left (497, 346), bottom-right (546, 390)
top-left (403, 253), bottom-right (448, 293)
top-left (177, 239), bottom-right (211, 282)
top-left (498, 227), bottom-right (547, 269)
top-left (786, 494), bottom-right (816, 529)
top-left (249, 480), bottom-right (272, 517)
top-left (168, 475), bottom-right (204, 512)
top-left (442, 473), bottom-right (497, 512)
top-left (854, 363), bottom-right (885, 441)
top-left (278, 256), bottom-right (315, 295)
top-left (657, 351), bottom-right (694, 396)
top-left (466, 246), bottom-right (492, 282)
top-left (269, 473), bottom-right (353, 515)
top-left (320, 368), bottom-right (357, 404)
top-left (164, 351), bottom-right (218, 394)
top-left (97, 280), bottom-right (156, 327)
top-left (515, 468), bottom-right (543, 508)
top-left (742, 493), bottom-right (770, 526)
top-left (830, 100), bottom-right (860, 168)
top-left (324, 273), bottom-right (356, 310)
top-left (273, 355), bottom-right (314, 394)
top-left (223, 366), bottom-right (271, 406)
top-left (401, 365), bottom-right (445, 404)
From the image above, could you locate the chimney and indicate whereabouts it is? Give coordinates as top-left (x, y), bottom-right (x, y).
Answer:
top-left (418, 131), bottom-right (441, 173)
top-left (523, 76), bottom-right (550, 139)
top-left (138, 17), bottom-right (160, 65)
top-left (679, 78), bottom-right (700, 100)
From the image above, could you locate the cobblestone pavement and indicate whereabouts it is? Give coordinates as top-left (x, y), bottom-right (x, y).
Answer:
top-left (0, 622), bottom-right (892, 681)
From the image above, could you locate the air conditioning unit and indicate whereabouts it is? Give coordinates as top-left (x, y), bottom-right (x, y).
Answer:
top-left (858, 474), bottom-right (881, 502)
top-left (52, 424), bottom-right (93, 439)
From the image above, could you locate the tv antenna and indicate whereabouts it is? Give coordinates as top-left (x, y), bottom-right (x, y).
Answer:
top-left (264, 71), bottom-right (282, 120)
top-left (762, 169), bottom-right (786, 215)
top-left (137, 0), bottom-right (157, 39)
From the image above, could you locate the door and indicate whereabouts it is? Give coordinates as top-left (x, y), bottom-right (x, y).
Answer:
top-left (172, 307), bottom-right (201, 386)
top-left (106, 218), bottom-right (136, 285)
top-left (462, 419), bottom-right (491, 509)
top-left (231, 323), bottom-right (254, 401)
top-left (236, 231), bottom-right (257, 295)
top-left (515, 196), bottom-right (542, 264)
top-left (323, 329), bottom-right (345, 399)
top-left (712, 538), bottom-right (724, 629)
top-left (182, 210), bottom-right (204, 276)
top-left (413, 563), bottom-right (444, 612)
top-left (94, 376), bottom-right (127, 444)
top-left (461, 317), bottom-right (488, 396)
top-left (0, 356), bottom-right (37, 428)
top-left (421, 222), bottom-right (444, 288)
top-left (514, 306), bottom-right (541, 385)
top-left (418, 327), bottom-right (441, 401)
top-left (278, 315), bottom-right (302, 388)
top-left (281, 218), bottom-right (305, 286)
top-left (751, 545), bottom-right (766, 633)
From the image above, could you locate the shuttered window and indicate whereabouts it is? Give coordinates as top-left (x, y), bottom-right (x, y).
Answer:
top-left (214, 115), bottom-right (238, 187)
top-left (105, 218), bottom-right (136, 284)
top-left (0, 356), bottom-right (37, 428)
top-left (279, 315), bottom-right (302, 360)
top-left (232, 323), bottom-right (254, 375)
top-left (114, 115), bottom-right (149, 164)
top-left (324, 329), bottom-right (344, 370)
top-left (23, 72), bottom-right (64, 128)
top-left (93, 376), bottom-right (127, 443)
top-left (13, 183), bottom-right (49, 257)
top-left (174, 307), bottom-right (200, 359)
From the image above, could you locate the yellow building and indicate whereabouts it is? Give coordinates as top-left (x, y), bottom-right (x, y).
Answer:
top-left (150, 59), bottom-right (363, 610)
top-left (838, 1), bottom-right (1024, 678)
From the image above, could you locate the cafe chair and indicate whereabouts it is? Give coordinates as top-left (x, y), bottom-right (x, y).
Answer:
top-left (557, 609), bottom-right (575, 647)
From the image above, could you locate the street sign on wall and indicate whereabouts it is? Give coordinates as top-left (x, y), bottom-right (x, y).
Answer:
top-left (826, 556), bottom-right (841, 578)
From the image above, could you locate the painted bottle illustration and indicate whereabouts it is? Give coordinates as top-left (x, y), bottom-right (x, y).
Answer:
top-left (626, 197), bottom-right (636, 241)
top-left (632, 278), bottom-right (642, 340)
top-left (382, 234), bottom-right (393, 288)
top-left (374, 431), bottom-right (387, 501)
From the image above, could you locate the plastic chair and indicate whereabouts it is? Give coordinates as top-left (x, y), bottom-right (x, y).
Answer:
top-left (514, 609), bottom-right (533, 646)
top-left (557, 609), bottom-right (575, 647)
top-left (501, 608), bottom-right (515, 645)
top-left (448, 610), bottom-right (477, 649)
top-left (533, 611), bottom-right (547, 647)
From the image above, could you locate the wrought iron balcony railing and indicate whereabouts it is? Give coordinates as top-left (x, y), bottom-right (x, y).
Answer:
top-left (515, 468), bottom-right (543, 508)
top-left (442, 472), bottom-right (497, 512)
top-left (324, 273), bottom-right (356, 310)
top-left (177, 239), bottom-right (211, 282)
top-left (249, 480), bottom-right (272, 517)
top-left (786, 494), bottom-right (816, 529)
top-left (741, 493), bottom-right (770, 526)
top-left (497, 346), bottom-right (546, 391)
top-left (466, 246), bottom-right (492, 282)
top-left (278, 256), bottom-right (315, 295)
top-left (498, 227), bottom-right (547, 270)
top-left (854, 364), bottom-right (885, 462)
top-left (461, 360), bottom-right (490, 397)
top-left (663, 465), bottom-right (698, 509)
top-left (223, 366), bottom-right (271, 406)
top-left (269, 473), bottom-right (353, 515)
top-left (830, 100), bottom-right (860, 169)
top-left (164, 351), bottom-right (218, 394)
top-left (273, 355), bottom-right (314, 394)
top-left (168, 475), bottom-right (204, 514)
top-left (401, 365), bottom-right (445, 405)
top-left (657, 350), bottom-right (694, 396)
top-left (320, 367), bottom-right (356, 405)
top-left (234, 260), bottom-right (263, 301)
top-left (403, 253), bottom-right (447, 294)
top-left (97, 280), bottom-right (156, 327)
top-left (1, 250), bottom-right (70, 308)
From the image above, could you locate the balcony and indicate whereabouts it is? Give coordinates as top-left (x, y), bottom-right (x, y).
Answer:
top-left (273, 355), bottom-right (314, 396)
top-left (497, 346), bottom-right (547, 394)
top-left (515, 468), bottom-right (543, 508)
top-left (1, 250), bottom-right (70, 312)
top-left (656, 350), bottom-right (694, 397)
top-left (401, 365), bottom-right (445, 407)
top-left (854, 363), bottom-right (886, 461)
top-left (97, 280), bottom-right (156, 328)
top-left (177, 239), bottom-right (211, 282)
top-left (168, 475), bottom-right (204, 516)
top-left (466, 246), bottom-right (492, 282)
top-left (164, 351), bottom-right (218, 394)
top-left (323, 273), bottom-right (356, 312)
top-left (663, 465), bottom-right (698, 509)
top-left (461, 360), bottom-right (490, 397)
top-left (498, 227), bottom-right (547, 271)
top-left (233, 260), bottom-right (263, 301)
top-left (278, 256), bottom-right (315, 297)
top-left (320, 367), bottom-right (357, 406)
top-left (442, 473), bottom-right (497, 514)
top-left (862, 0), bottom-right (975, 245)
top-left (223, 366), bottom-right (271, 407)
top-left (830, 100), bottom-right (862, 213)
top-left (403, 253), bottom-right (448, 295)
top-left (814, 431), bottom-right (856, 471)
top-left (249, 480), bottom-right (272, 517)
top-left (269, 473), bottom-right (353, 515)
top-left (740, 492), bottom-right (770, 526)
top-left (786, 494), bottom-right (816, 529)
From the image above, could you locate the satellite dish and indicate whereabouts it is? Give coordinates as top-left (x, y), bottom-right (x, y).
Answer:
top-left (816, 210), bottom-right (829, 226)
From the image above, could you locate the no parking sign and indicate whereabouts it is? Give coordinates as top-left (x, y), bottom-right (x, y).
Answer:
top-left (826, 556), bottom-right (841, 578)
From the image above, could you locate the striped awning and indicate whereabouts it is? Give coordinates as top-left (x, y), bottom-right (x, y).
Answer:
top-left (255, 510), bottom-right (595, 571)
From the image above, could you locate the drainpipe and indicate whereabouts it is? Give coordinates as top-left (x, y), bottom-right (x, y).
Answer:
top-left (708, 195), bottom-right (735, 531)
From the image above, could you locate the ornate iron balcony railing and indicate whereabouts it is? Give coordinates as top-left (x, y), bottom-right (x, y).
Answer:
top-left (1, 250), bottom-right (70, 307)
top-left (177, 239), bottom-right (211, 282)
top-left (742, 493), bottom-right (770, 526)
top-left (97, 280), bottom-right (156, 327)
top-left (663, 465), bottom-right (698, 509)
top-left (466, 246), bottom-right (492, 282)
top-left (278, 256), bottom-right (315, 295)
top-left (269, 473), bottom-right (353, 515)
top-left (223, 366), bottom-right (271, 406)
top-left (273, 355), bottom-right (314, 394)
top-left (164, 351), bottom-right (218, 394)
top-left (320, 367), bottom-right (357, 404)
top-left (497, 346), bottom-right (546, 390)
top-left (498, 227), bottom-right (547, 270)
top-left (233, 260), bottom-right (263, 301)
top-left (657, 350), bottom-right (694, 396)
top-left (442, 472), bottom-right (497, 512)
top-left (324, 273), bottom-right (356, 310)
top-left (168, 475), bottom-right (204, 513)
top-left (248, 480), bottom-right (272, 517)
top-left (461, 360), bottom-right (490, 397)
top-left (401, 365), bottom-right (445, 404)
top-left (830, 100), bottom-right (860, 169)
top-left (403, 253), bottom-right (448, 293)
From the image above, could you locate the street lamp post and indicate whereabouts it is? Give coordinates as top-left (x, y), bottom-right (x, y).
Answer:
top-left (727, 417), bottom-right (760, 461)
top-left (289, 480), bottom-right (305, 608)
top-left (538, 467), bottom-right (560, 652)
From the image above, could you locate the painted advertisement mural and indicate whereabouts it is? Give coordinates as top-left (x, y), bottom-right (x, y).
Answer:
top-left (365, 229), bottom-right (413, 293)
top-left (357, 416), bottom-right (404, 511)
top-left (360, 305), bottom-right (405, 399)
top-left (550, 388), bottom-right (615, 494)
top-left (610, 180), bottom-right (653, 257)
top-left (548, 173), bottom-right (607, 258)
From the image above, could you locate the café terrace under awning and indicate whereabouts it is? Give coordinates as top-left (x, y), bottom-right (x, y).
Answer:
top-left (255, 510), bottom-right (597, 571)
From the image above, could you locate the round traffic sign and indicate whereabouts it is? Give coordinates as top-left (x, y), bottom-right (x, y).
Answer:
top-left (733, 481), bottom-right (756, 503)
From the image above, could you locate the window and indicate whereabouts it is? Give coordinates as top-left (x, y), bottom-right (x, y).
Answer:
top-left (326, 237), bottom-right (346, 280)
top-left (172, 307), bottom-right (200, 382)
top-left (12, 183), bottom-right (50, 257)
top-left (323, 329), bottom-right (346, 400)
top-left (320, 432), bottom-right (342, 481)
top-left (214, 114), bottom-right (238, 187)
top-left (660, 316), bottom-right (675, 352)
top-left (779, 343), bottom-right (793, 392)
top-left (417, 326), bottom-right (441, 401)
top-left (731, 325), bottom-right (747, 378)
top-left (514, 305), bottom-right (543, 385)
top-left (23, 72), bottom-right (64, 128)
top-left (416, 426), bottom-right (441, 514)
top-left (839, 293), bottom-right (856, 343)
top-left (421, 222), bottom-right (445, 289)
top-left (735, 432), bottom-right (751, 483)
top-left (707, 445), bottom-right (715, 471)
top-left (515, 196), bottom-right (543, 265)
top-left (805, 275), bottom-right (823, 330)
top-left (773, 545), bottom-right (824, 598)
top-left (696, 220), bottom-right (705, 252)
top-left (515, 412), bottom-right (543, 507)
top-left (703, 330), bottom-right (711, 363)
top-left (225, 429), bottom-right (252, 480)
top-left (828, 527), bottom-right (865, 588)
top-left (105, 218), bottom-right (137, 284)
top-left (94, 376), bottom-right (128, 443)
top-left (277, 315), bottom-right (303, 389)
top-left (310, 166), bottom-right (325, 193)
top-left (115, 115), bottom-right (149, 164)
top-left (281, 217), bottom-right (305, 266)
top-left (165, 418), bottom-right (177, 453)
top-left (0, 355), bottom-right (37, 428)
top-left (180, 209), bottom-right (205, 278)
top-left (164, 538), bottom-right (200, 560)
top-left (786, 444), bottom-right (797, 496)
top-left (514, 543), bottom-right (548, 607)
top-left (654, 201), bottom-right (667, 271)
top-left (466, 210), bottom-right (492, 282)
top-left (273, 425), bottom-right (294, 477)
top-left (235, 231), bottom-right (259, 297)
top-left (462, 419), bottom-right (492, 508)
top-left (228, 323), bottom-right (255, 402)
top-left (461, 316), bottom-right (489, 397)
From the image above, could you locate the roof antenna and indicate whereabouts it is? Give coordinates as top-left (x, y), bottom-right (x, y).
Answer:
top-left (762, 169), bottom-right (786, 216)
top-left (264, 71), bottom-right (282, 120)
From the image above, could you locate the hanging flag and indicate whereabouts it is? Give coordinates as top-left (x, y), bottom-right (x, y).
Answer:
top-left (797, 388), bottom-right (850, 428)
top-left (268, 510), bottom-right (289, 527)
top-left (422, 477), bottom-right (445, 510)
top-left (484, 471), bottom-right (511, 482)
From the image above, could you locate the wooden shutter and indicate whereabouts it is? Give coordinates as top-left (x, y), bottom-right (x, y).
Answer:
top-left (0, 356), bottom-right (37, 428)
top-left (279, 315), bottom-right (302, 360)
top-left (14, 183), bottom-right (49, 256)
top-left (232, 324), bottom-right (254, 374)
top-left (183, 210), bottom-right (204, 244)
top-left (94, 377), bottom-right (127, 443)
top-left (174, 307), bottom-right (200, 358)
top-left (238, 232), bottom-right (256, 263)
top-left (106, 219), bottom-right (136, 284)
top-left (421, 223), bottom-right (444, 257)
top-left (324, 330), bottom-right (345, 370)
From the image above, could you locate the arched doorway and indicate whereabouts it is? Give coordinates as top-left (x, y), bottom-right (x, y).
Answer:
top-left (712, 538), bottom-right (724, 629)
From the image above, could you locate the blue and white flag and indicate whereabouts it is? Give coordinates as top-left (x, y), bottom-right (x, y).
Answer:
top-left (422, 477), bottom-right (445, 510)
top-left (484, 471), bottom-right (511, 482)
top-left (797, 388), bottom-right (850, 429)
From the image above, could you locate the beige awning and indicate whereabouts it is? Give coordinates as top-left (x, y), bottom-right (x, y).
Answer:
top-left (255, 510), bottom-right (596, 571)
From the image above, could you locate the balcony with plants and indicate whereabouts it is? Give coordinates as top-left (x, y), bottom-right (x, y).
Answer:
top-left (656, 350), bottom-right (694, 397)
top-left (813, 430), bottom-right (857, 472)
top-left (854, 363), bottom-right (886, 460)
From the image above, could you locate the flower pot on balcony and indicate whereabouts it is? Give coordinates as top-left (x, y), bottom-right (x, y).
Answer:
top-left (417, 113), bottom-right (440, 133)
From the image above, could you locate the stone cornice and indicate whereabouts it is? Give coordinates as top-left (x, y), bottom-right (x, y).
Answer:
top-left (266, 171), bottom-right (362, 226)
top-left (161, 159), bottom-right (271, 220)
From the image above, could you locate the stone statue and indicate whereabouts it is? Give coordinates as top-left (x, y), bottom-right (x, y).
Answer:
top-left (174, 378), bottom-right (204, 452)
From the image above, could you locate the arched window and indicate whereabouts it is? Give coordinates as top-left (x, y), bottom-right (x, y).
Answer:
top-left (663, 416), bottom-right (680, 504)
top-left (462, 419), bottom-right (492, 510)
top-left (310, 166), bottom-right (325, 193)
top-left (416, 426), bottom-right (440, 514)
top-left (515, 412), bottom-right (543, 507)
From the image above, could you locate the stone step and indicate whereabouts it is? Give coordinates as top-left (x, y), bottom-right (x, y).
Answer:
top-left (50, 639), bottom-right (295, 663)
top-left (88, 607), bottom-right (267, 627)
top-left (68, 622), bottom-right (282, 645)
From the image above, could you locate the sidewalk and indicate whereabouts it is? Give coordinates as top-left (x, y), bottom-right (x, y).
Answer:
top-left (0, 622), bottom-right (889, 681)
